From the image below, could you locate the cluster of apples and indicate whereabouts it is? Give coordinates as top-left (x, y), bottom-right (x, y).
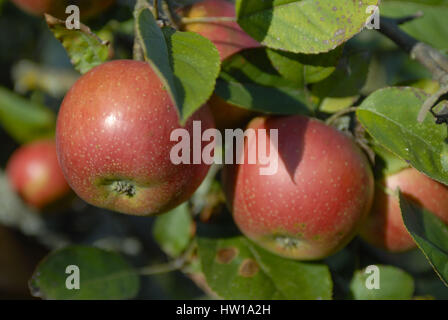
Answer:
top-left (7, 0), bottom-right (448, 260)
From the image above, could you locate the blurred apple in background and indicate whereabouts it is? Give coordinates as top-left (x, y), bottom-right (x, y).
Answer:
top-left (361, 167), bottom-right (448, 252)
top-left (6, 139), bottom-right (71, 210)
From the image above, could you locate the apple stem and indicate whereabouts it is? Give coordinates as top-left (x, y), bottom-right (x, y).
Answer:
top-left (139, 240), bottom-right (197, 275)
top-left (162, 0), bottom-right (181, 29)
top-left (325, 107), bottom-right (358, 126)
top-left (112, 181), bottom-right (136, 197)
top-left (154, 0), bottom-right (160, 21)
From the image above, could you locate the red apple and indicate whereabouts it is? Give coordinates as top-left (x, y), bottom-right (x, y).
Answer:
top-left (222, 115), bottom-right (374, 260)
top-left (11, 0), bottom-right (115, 19)
top-left (181, 0), bottom-right (260, 61)
top-left (56, 59), bottom-right (214, 216)
top-left (360, 168), bottom-right (448, 252)
top-left (6, 139), bottom-right (71, 209)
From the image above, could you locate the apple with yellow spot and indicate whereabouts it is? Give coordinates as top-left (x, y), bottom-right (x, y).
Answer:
top-left (222, 115), bottom-right (374, 260)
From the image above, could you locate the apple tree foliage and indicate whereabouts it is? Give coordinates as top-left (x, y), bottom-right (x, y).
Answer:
top-left (0, 0), bottom-right (448, 300)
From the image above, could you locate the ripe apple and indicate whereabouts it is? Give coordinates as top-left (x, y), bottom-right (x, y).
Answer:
top-left (222, 115), bottom-right (374, 260)
top-left (56, 59), bottom-right (214, 216)
top-left (181, 0), bottom-right (260, 61)
top-left (360, 168), bottom-right (448, 252)
top-left (11, 0), bottom-right (115, 19)
top-left (6, 139), bottom-right (71, 209)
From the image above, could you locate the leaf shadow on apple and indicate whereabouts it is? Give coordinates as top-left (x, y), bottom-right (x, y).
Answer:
top-left (265, 116), bottom-right (308, 182)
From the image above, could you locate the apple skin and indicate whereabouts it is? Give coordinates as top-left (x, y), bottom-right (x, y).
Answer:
top-left (11, 0), bottom-right (115, 19)
top-left (182, 0), bottom-right (260, 61)
top-left (222, 115), bottom-right (374, 260)
top-left (6, 139), bottom-right (71, 209)
top-left (360, 168), bottom-right (448, 253)
top-left (56, 60), bottom-right (214, 216)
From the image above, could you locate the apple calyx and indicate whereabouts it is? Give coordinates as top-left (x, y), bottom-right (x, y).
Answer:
top-left (111, 180), bottom-right (137, 197)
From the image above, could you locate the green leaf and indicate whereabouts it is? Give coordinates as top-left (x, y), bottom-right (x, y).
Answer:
top-left (381, 1), bottom-right (448, 50)
top-left (399, 192), bottom-right (448, 286)
top-left (215, 48), bottom-right (314, 114)
top-left (0, 87), bottom-right (55, 143)
top-left (312, 52), bottom-right (371, 98)
top-left (350, 265), bottom-right (414, 300)
top-left (136, 8), bottom-right (220, 123)
top-left (357, 87), bottom-right (448, 186)
top-left (372, 143), bottom-right (410, 176)
top-left (153, 203), bottom-right (193, 258)
top-left (29, 246), bottom-right (140, 300)
top-left (236, 0), bottom-right (379, 54)
top-left (45, 14), bottom-right (110, 74)
top-left (266, 46), bottom-right (343, 85)
top-left (319, 96), bottom-right (359, 113)
top-left (197, 236), bottom-right (332, 299)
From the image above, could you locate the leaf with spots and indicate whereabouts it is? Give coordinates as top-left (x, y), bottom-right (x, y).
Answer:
top-left (381, 1), bottom-right (448, 50)
top-left (29, 246), bottom-right (140, 300)
top-left (136, 8), bottom-right (220, 123)
top-left (399, 192), bottom-right (448, 286)
top-left (197, 236), bottom-right (332, 299)
top-left (235, 0), bottom-right (379, 54)
top-left (350, 265), bottom-right (415, 299)
top-left (357, 87), bottom-right (448, 186)
top-left (45, 14), bottom-right (111, 74)
top-left (214, 47), bottom-right (314, 114)
top-left (0, 86), bottom-right (55, 143)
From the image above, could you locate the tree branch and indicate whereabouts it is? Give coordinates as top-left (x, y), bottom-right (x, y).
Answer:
top-left (378, 16), bottom-right (448, 122)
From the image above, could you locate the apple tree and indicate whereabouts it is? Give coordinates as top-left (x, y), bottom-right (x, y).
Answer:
top-left (0, 0), bottom-right (447, 300)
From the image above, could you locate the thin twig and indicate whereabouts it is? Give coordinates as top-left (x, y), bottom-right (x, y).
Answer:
top-left (395, 11), bottom-right (424, 25)
top-left (418, 83), bottom-right (448, 122)
top-left (181, 16), bottom-right (236, 25)
top-left (325, 107), bottom-right (358, 126)
top-left (378, 16), bottom-right (448, 122)
top-left (163, 0), bottom-right (181, 29)
top-left (133, 0), bottom-right (152, 61)
top-left (139, 259), bottom-right (184, 275)
top-left (154, 0), bottom-right (159, 20)
top-left (139, 240), bottom-right (197, 276)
